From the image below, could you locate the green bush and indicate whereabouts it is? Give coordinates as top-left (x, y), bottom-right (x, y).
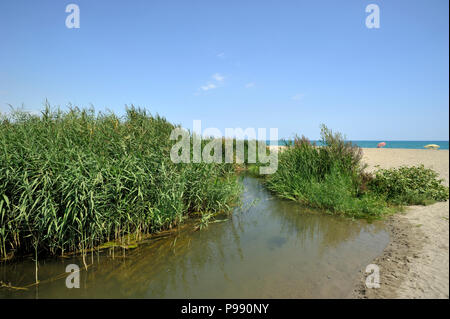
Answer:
top-left (266, 126), bottom-right (449, 217)
top-left (0, 105), bottom-right (242, 259)
top-left (265, 125), bottom-right (390, 218)
top-left (369, 165), bottom-right (449, 205)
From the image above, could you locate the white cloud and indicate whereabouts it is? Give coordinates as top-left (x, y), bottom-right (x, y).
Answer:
top-left (197, 73), bottom-right (226, 93)
top-left (217, 52), bottom-right (225, 58)
top-left (292, 93), bottom-right (304, 101)
top-left (245, 82), bottom-right (255, 88)
top-left (212, 73), bottom-right (224, 82)
top-left (200, 83), bottom-right (217, 91)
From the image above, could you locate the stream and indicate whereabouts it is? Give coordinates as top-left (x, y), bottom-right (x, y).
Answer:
top-left (0, 176), bottom-right (389, 298)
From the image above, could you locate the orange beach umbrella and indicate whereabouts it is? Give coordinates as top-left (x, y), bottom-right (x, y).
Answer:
top-left (377, 142), bottom-right (386, 148)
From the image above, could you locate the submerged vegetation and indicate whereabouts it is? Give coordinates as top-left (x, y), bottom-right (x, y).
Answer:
top-left (0, 106), bottom-right (241, 260)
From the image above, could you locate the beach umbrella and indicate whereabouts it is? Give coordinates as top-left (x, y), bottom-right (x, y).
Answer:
top-left (377, 142), bottom-right (386, 148)
top-left (424, 144), bottom-right (440, 149)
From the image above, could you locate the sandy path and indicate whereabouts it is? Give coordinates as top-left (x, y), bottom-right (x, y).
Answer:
top-left (355, 148), bottom-right (449, 299)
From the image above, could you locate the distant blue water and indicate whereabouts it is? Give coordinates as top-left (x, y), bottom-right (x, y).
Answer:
top-left (268, 140), bottom-right (449, 150)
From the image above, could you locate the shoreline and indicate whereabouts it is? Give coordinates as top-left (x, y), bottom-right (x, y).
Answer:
top-left (353, 148), bottom-right (449, 298)
top-left (268, 145), bottom-right (449, 152)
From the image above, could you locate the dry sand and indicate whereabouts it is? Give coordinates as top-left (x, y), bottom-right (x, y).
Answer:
top-left (354, 148), bottom-right (449, 299)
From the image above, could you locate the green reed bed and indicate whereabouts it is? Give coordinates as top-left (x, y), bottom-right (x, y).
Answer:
top-left (0, 106), bottom-right (241, 260)
top-left (264, 125), bottom-right (449, 219)
top-left (1, 105), bottom-right (447, 261)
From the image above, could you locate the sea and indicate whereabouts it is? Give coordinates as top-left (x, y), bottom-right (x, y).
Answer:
top-left (268, 140), bottom-right (449, 150)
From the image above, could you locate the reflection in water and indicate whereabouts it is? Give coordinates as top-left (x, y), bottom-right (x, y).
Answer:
top-left (0, 176), bottom-right (389, 298)
top-left (267, 236), bottom-right (288, 250)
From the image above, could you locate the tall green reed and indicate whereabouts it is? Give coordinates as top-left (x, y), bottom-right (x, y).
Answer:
top-left (0, 105), bottom-right (241, 260)
top-left (265, 125), bottom-right (391, 218)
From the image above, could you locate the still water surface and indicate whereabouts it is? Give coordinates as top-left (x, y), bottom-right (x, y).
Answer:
top-left (0, 176), bottom-right (389, 298)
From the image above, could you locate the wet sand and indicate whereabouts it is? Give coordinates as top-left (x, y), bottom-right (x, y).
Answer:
top-left (354, 148), bottom-right (449, 299)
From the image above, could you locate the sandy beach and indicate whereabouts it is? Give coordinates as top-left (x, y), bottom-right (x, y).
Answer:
top-left (354, 148), bottom-right (449, 299)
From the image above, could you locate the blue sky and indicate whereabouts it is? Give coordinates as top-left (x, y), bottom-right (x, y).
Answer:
top-left (0, 0), bottom-right (448, 140)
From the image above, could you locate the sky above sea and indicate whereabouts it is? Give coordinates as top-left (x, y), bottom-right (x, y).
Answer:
top-left (270, 140), bottom-right (449, 150)
top-left (0, 0), bottom-right (448, 140)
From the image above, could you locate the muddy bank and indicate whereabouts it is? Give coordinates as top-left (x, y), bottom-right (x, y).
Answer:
top-left (352, 212), bottom-right (424, 298)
